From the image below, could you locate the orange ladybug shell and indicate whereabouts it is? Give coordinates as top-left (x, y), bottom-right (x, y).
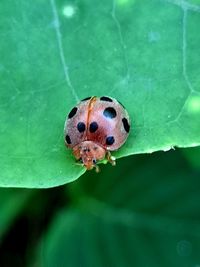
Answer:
top-left (64, 96), bottom-right (130, 151)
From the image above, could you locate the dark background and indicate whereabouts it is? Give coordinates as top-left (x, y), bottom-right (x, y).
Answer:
top-left (0, 147), bottom-right (200, 267)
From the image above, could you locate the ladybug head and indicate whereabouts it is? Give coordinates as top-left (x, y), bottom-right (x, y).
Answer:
top-left (73, 141), bottom-right (106, 172)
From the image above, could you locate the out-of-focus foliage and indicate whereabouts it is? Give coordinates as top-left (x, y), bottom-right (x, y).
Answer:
top-left (0, 149), bottom-right (199, 267)
top-left (0, 189), bottom-right (32, 239)
top-left (30, 149), bottom-right (200, 267)
top-left (182, 147), bottom-right (200, 170)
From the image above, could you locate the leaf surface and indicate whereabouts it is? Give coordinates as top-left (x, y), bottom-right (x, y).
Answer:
top-left (0, 0), bottom-right (200, 187)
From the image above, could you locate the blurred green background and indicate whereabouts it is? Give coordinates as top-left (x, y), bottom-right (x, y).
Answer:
top-left (0, 147), bottom-right (200, 267)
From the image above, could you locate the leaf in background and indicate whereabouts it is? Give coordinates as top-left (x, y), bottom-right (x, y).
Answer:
top-left (34, 150), bottom-right (200, 267)
top-left (181, 147), bottom-right (200, 170)
top-left (0, 0), bottom-right (200, 187)
top-left (0, 189), bottom-right (32, 239)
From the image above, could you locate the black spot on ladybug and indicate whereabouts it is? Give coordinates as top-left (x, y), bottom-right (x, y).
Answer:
top-left (65, 134), bottom-right (71, 144)
top-left (122, 118), bottom-right (130, 133)
top-left (100, 96), bottom-right (113, 102)
top-left (81, 96), bottom-right (92, 101)
top-left (89, 121), bottom-right (98, 133)
top-left (68, 107), bottom-right (77, 119)
top-left (106, 136), bottom-right (115, 145)
top-left (103, 107), bottom-right (117, 119)
top-left (77, 122), bottom-right (86, 133)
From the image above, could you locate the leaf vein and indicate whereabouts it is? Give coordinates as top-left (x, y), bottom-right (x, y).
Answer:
top-left (50, 0), bottom-right (79, 102)
top-left (166, 0), bottom-right (200, 13)
top-left (170, 6), bottom-right (200, 123)
top-left (111, 0), bottom-right (130, 83)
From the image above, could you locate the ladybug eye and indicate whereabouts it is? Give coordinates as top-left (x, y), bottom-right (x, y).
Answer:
top-left (93, 159), bottom-right (97, 164)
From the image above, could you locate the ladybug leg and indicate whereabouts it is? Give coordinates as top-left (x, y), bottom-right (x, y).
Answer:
top-left (106, 151), bottom-right (116, 166)
top-left (94, 164), bottom-right (100, 173)
top-left (75, 157), bottom-right (83, 166)
top-left (92, 159), bottom-right (100, 173)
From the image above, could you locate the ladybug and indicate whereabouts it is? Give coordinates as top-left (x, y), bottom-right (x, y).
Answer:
top-left (64, 96), bottom-right (131, 172)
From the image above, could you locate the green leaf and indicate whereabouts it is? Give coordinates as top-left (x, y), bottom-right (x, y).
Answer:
top-left (34, 151), bottom-right (200, 267)
top-left (0, 0), bottom-right (200, 187)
